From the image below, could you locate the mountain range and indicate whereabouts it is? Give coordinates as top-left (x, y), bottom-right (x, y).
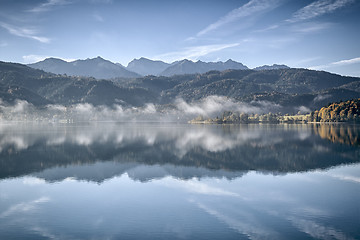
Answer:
top-left (1, 59), bottom-right (360, 115)
top-left (160, 59), bottom-right (248, 76)
top-left (28, 57), bottom-right (289, 79)
top-left (28, 56), bottom-right (140, 79)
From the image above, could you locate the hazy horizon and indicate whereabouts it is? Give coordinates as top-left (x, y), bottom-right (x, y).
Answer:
top-left (0, 0), bottom-right (359, 77)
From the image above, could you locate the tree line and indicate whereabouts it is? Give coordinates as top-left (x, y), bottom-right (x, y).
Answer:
top-left (309, 98), bottom-right (360, 122)
top-left (190, 98), bottom-right (360, 124)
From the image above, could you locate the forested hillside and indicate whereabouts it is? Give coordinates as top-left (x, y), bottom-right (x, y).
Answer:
top-left (0, 61), bottom-right (156, 106)
top-left (310, 98), bottom-right (360, 122)
top-left (1, 61), bottom-right (360, 114)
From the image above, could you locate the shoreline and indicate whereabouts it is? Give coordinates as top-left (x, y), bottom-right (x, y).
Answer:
top-left (188, 120), bottom-right (359, 125)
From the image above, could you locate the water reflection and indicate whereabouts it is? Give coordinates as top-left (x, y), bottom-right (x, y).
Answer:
top-left (0, 123), bottom-right (359, 240)
top-left (1, 165), bottom-right (359, 240)
top-left (0, 123), bottom-right (359, 182)
top-left (313, 124), bottom-right (360, 146)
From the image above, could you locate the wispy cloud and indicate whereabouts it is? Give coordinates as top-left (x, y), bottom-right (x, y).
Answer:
top-left (330, 174), bottom-right (360, 183)
top-left (291, 22), bottom-right (333, 33)
top-left (22, 54), bottom-right (76, 63)
top-left (90, 0), bottom-right (113, 4)
top-left (0, 22), bottom-right (50, 43)
top-left (27, 0), bottom-right (69, 13)
top-left (155, 43), bottom-right (240, 62)
top-left (92, 13), bottom-right (104, 22)
top-left (288, 0), bottom-right (355, 23)
top-left (309, 56), bottom-right (360, 70)
top-left (195, 201), bottom-right (281, 239)
top-left (292, 57), bottom-right (322, 67)
top-left (0, 41), bottom-right (8, 47)
top-left (254, 24), bottom-right (280, 33)
top-left (331, 57), bottom-right (360, 66)
top-left (170, 179), bottom-right (240, 197)
top-left (22, 55), bottom-right (49, 63)
top-left (0, 197), bottom-right (50, 218)
top-left (197, 0), bottom-right (281, 36)
top-left (30, 227), bottom-right (59, 240)
top-left (257, 0), bottom-right (353, 35)
top-left (288, 216), bottom-right (354, 240)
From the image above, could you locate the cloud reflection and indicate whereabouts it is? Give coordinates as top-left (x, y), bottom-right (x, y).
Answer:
top-left (288, 217), bottom-right (354, 240)
top-left (0, 123), bottom-right (359, 182)
top-left (0, 123), bottom-right (311, 155)
top-left (195, 201), bottom-right (281, 240)
top-left (161, 177), bottom-right (240, 197)
top-left (0, 197), bottom-right (50, 218)
top-left (329, 174), bottom-right (360, 184)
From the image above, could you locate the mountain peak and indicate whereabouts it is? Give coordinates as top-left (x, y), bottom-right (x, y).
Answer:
top-left (225, 59), bottom-right (236, 63)
top-left (178, 59), bottom-right (193, 64)
top-left (40, 57), bottom-right (67, 63)
top-left (126, 57), bottom-right (170, 76)
top-left (254, 64), bottom-right (290, 70)
top-left (85, 56), bottom-right (106, 62)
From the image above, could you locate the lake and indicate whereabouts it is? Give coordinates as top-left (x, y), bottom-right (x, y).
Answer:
top-left (0, 123), bottom-right (359, 240)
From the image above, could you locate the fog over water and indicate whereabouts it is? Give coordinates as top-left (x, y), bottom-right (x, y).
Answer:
top-left (0, 95), bottom-right (289, 122)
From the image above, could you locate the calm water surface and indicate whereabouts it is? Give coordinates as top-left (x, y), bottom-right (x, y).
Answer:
top-left (0, 123), bottom-right (359, 240)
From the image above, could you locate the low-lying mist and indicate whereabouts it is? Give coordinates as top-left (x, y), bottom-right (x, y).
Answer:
top-left (0, 95), bottom-right (294, 122)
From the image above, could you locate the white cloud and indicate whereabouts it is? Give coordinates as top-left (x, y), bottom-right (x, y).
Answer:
top-left (331, 57), bottom-right (360, 66)
top-left (197, 0), bottom-right (281, 36)
top-left (288, 0), bottom-right (355, 23)
top-left (297, 106), bottom-right (311, 114)
top-left (22, 55), bottom-right (49, 63)
top-left (309, 56), bottom-right (360, 70)
top-left (155, 43), bottom-right (240, 62)
top-left (313, 94), bottom-right (332, 102)
top-left (27, 0), bottom-right (70, 13)
top-left (0, 22), bottom-right (50, 43)
top-left (175, 95), bottom-right (261, 117)
top-left (22, 55), bottom-right (76, 63)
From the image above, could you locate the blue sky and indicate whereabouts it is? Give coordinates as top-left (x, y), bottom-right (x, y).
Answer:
top-left (0, 0), bottom-right (359, 76)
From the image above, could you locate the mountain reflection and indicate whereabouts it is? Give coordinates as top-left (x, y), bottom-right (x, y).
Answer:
top-left (0, 123), bottom-right (359, 182)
